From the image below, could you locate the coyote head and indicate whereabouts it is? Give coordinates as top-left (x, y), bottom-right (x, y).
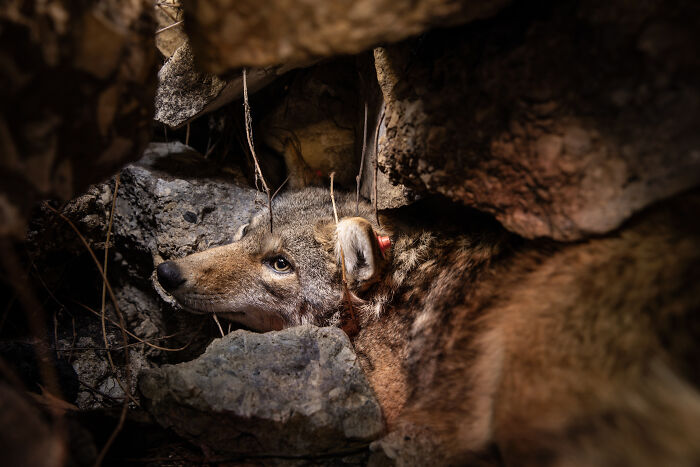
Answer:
top-left (155, 188), bottom-right (390, 332)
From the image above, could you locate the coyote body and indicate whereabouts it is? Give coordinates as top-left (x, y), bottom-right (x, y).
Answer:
top-left (156, 187), bottom-right (700, 466)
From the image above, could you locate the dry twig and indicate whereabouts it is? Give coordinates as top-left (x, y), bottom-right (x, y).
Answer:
top-left (355, 102), bottom-right (368, 216)
top-left (156, 20), bottom-right (183, 35)
top-left (96, 175), bottom-right (131, 466)
top-left (271, 175), bottom-right (290, 201)
top-left (373, 109), bottom-right (385, 225)
top-left (212, 313), bottom-right (225, 338)
top-left (243, 68), bottom-right (274, 232)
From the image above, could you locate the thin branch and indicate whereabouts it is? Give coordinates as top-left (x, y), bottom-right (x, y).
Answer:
top-left (99, 177), bottom-right (127, 399)
top-left (243, 68), bottom-right (273, 233)
top-left (204, 139), bottom-right (219, 158)
top-left (96, 174), bottom-right (131, 467)
top-left (212, 313), bottom-right (225, 338)
top-left (355, 101), bottom-right (368, 216)
top-left (185, 122), bottom-right (191, 146)
top-left (156, 20), bottom-right (183, 35)
top-left (373, 109), bottom-right (385, 226)
top-left (271, 175), bottom-right (290, 201)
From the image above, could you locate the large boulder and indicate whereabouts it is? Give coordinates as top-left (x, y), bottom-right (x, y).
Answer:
top-left (182, 0), bottom-right (510, 74)
top-left (375, 0), bottom-right (700, 240)
top-left (139, 325), bottom-right (384, 459)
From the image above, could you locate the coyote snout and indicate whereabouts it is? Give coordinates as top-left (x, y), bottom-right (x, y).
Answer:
top-left (155, 188), bottom-right (388, 332)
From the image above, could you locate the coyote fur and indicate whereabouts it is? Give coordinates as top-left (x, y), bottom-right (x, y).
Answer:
top-left (156, 187), bottom-right (700, 466)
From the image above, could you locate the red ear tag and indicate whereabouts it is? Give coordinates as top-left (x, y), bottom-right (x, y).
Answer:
top-left (376, 235), bottom-right (391, 255)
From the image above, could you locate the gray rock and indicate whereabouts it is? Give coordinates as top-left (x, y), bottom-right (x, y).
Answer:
top-left (114, 141), bottom-right (259, 268)
top-left (31, 142), bottom-right (261, 408)
top-left (139, 325), bottom-right (385, 457)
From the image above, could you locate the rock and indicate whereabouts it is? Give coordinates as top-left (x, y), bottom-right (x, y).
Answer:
top-left (359, 103), bottom-right (417, 211)
top-left (28, 142), bottom-right (260, 408)
top-left (0, 0), bottom-right (158, 239)
top-left (182, 0), bottom-right (510, 74)
top-left (375, 0), bottom-right (700, 240)
top-left (155, 41), bottom-right (291, 129)
top-left (114, 141), bottom-right (258, 268)
top-left (67, 334), bottom-right (152, 410)
top-left (139, 325), bottom-right (384, 458)
top-left (260, 59), bottom-right (361, 189)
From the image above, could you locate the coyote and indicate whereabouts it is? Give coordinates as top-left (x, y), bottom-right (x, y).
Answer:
top-left (156, 187), bottom-right (700, 466)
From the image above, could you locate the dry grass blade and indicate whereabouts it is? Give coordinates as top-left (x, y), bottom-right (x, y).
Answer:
top-left (96, 174), bottom-right (131, 467)
top-left (212, 313), bottom-right (225, 337)
top-left (156, 20), bottom-right (183, 35)
top-left (100, 176), bottom-right (128, 399)
top-left (373, 109), bottom-right (385, 226)
top-left (243, 68), bottom-right (274, 233)
top-left (271, 175), bottom-right (290, 201)
top-left (356, 101), bottom-right (368, 216)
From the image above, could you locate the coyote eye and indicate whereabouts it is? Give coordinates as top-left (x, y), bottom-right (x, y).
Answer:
top-left (270, 256), bottom-right (292, 273)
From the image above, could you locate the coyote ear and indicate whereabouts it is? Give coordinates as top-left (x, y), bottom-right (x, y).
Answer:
top-left (335, 217), bottom-right (389, 290)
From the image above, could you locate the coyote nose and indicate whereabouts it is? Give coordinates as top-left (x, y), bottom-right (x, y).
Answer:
top-left (157, 261), bottom-right (185, 291)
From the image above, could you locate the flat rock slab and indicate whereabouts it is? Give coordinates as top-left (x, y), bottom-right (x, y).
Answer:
top-left (139, 325), bottom-right (384, 458)
top-left (183, 0), bottom-right (509, 73)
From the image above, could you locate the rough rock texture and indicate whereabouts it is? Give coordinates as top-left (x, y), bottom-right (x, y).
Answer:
top-left (0, 0), bottom-right (158, 239)
top-left (182, 0), bottom-right (510, 74)
top-left (28, 142), bottom-right (259, 408)
top-left (261, 60), bottom-right (361, 189)
top-left (359, 102), bottom-right (417, 211)
top-left (155, 42), bottom-right (291, 129)
top-left (139, 325), bottom-right (384, 458)
top-left (114, 141), bottom-right (258, 266)
top-left (65, 334), bottom-right (151, 409)
top-left (375, 0), bottom-right (700, 240)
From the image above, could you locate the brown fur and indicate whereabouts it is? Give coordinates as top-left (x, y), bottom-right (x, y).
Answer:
top-left (156, 187), bottom-right (700, 466)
